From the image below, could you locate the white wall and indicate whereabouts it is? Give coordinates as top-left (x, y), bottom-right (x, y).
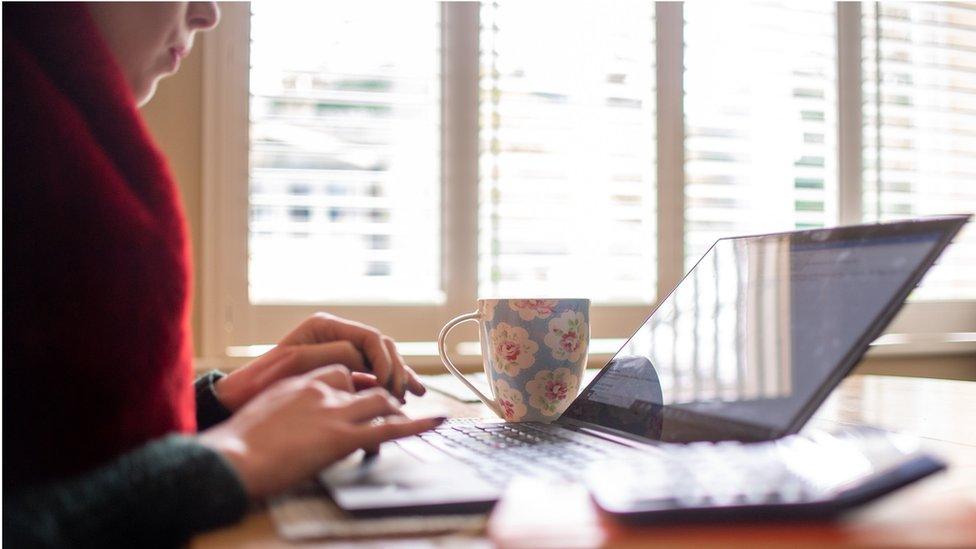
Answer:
top-left (141, 37), bottom-right (206, 352)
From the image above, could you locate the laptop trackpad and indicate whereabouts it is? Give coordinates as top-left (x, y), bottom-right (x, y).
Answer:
top-left (319, 444), bottom-right (500, 516)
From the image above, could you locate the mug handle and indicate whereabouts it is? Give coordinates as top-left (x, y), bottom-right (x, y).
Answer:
top-left (437, 312), bottom-right (502, 417)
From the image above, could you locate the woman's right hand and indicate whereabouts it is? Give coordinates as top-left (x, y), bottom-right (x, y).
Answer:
top-left (198, 365), bottom-right (444, 499)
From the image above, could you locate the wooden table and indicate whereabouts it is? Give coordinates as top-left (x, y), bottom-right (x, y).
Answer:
top-left (192, 374), bottom-right (976, 548)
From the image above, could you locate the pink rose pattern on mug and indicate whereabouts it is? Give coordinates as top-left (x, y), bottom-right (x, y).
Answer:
top-left (480, 299), bottom-right (589, 422)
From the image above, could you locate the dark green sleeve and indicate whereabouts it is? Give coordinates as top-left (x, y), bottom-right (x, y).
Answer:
top-left (4, 435), bottom-right (249, 548)
top-left (195, 370), bottom-right (233, 430)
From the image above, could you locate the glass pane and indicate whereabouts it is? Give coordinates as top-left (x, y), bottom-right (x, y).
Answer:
top-left (479, 0), bottom-right (656, 303)
top-left (684, 2), bottom-right (838, 269)
top-left (248, 2), bottom-right (441, 304)
top-left (863, 2), bottom-right (976, 299)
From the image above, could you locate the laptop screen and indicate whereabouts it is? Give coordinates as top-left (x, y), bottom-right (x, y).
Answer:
top-left (559, 217), bottom-right (967, 443)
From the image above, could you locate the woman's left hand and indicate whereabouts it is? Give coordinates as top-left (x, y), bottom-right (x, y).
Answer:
top-left (214, 313), bottom-right (426, 412)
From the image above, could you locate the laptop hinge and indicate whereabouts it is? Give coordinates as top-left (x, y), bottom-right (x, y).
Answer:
top-left (554, 418), bottom-right (658, 449)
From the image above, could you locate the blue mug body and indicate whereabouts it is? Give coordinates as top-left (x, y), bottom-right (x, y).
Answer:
top-left (476, 298), bottom-right (590, 422)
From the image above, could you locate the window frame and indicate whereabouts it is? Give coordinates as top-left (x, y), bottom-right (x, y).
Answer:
top-left (200, 2), bottom-right (975, 364)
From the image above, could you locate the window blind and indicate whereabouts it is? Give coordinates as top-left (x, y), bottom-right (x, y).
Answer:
top-left (683, 2), bottom-right (838, 269)
top-left (478, 0), bottom-right (657, 303)
top-left (863, 1), bottom-right (976, 299)
top-left (248, 2), bottom-right (442, 304)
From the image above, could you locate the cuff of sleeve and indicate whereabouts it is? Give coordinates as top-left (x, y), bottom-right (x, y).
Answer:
top-left (195, 370), bottom-right (233, 430)
top-left (150, 435), bottom-right (251, 535)
top-left (7, 435), bottom-right (251, 547)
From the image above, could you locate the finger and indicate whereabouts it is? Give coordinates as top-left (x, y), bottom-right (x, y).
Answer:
top-left (280, 314), bottom-right (397, 388)
top-left (359, 332), bottom-right (393, 388)
top-left (285, 342), bottom-right (366, 378)
top-left (312, 317), bottom-right (395, 387)
top-left (278, 312), bottom-right (338, 346)
top-left (334, 388), bottom-right (404, 423)
top-left (304, 364), bottom-right (354, 393)
top-left (403, 365), bottom-right (426, 396)
top-left (351, 372), bottom-right (379, 391)
top-left (353, 416), bottom-right (447, 449)
top-left (382, 337), bottom-right (406, 401)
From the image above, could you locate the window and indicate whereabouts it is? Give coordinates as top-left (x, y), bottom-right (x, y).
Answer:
top-left (202, 2), bottom-right (975, 363)
top-left (479, 1), bottom-right (656, 302)
top-left (684, 2), bottom-right (837, 267)
top-left (248, 2), bottom-right (441, 304)
top-left (863, 2), bottom-right (976, 299)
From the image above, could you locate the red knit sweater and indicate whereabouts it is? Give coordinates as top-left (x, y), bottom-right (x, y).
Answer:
top-left (3, 3), bottom-right (196, 488)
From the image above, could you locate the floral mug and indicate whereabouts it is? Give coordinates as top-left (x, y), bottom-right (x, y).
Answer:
top-left (437, 298), bottom-right (590, 422)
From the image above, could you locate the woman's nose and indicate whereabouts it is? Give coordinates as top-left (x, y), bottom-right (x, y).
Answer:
top-left (187, 1), bottom-right (220, 31)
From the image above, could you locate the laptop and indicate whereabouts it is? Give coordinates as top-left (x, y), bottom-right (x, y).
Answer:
top-left (320, 215), bottom-right (970, 517)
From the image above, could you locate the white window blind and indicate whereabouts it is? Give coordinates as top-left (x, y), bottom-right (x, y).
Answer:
top-left (248, 2), bottom-right (442, 304)
top-left (863, 1), bottom-right (976, 300)
top-left (478, 0), bottom-right (656, 303)
top-left (683, 2), bottom-right (838, 268)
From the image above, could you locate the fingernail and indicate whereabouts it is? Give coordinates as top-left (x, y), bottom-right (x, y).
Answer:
top-left (432, 416), bottom-right (448, 426)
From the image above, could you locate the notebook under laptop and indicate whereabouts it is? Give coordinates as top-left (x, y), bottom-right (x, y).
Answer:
top-left (319, 215), bottom-right (970, 517)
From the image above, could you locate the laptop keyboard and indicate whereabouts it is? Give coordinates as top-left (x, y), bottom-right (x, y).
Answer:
top-left (585, 428), bottom-right (936, 513)
top-left (407, 420), bottom-right (634, 482)
top-left (606, 441), bottom-right (815, 507)
top-left (405, 422), bottom-right (906, 508)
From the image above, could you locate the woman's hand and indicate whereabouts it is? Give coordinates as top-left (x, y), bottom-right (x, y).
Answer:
top-left (215, 313), bottom-right (426, 411)
top-left (199, 365), bottom-right (443, 499)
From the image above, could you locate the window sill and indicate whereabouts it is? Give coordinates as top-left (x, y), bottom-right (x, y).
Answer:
top-left (197, 333), bottom-right (976, 378)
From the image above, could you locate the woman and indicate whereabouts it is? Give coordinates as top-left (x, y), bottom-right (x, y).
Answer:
top-left (3, 3), bottom-right (440, 546)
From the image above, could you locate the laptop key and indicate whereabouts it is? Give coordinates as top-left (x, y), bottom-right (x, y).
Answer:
top-left (417, 421), bottom-right (638, 483)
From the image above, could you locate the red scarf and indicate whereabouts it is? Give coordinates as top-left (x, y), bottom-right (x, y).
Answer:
top-left (3, 3), bottom-right (196, 487)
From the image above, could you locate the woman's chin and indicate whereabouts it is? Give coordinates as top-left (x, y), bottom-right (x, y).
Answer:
top-left (136, 80), bottom-right (160, 108)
